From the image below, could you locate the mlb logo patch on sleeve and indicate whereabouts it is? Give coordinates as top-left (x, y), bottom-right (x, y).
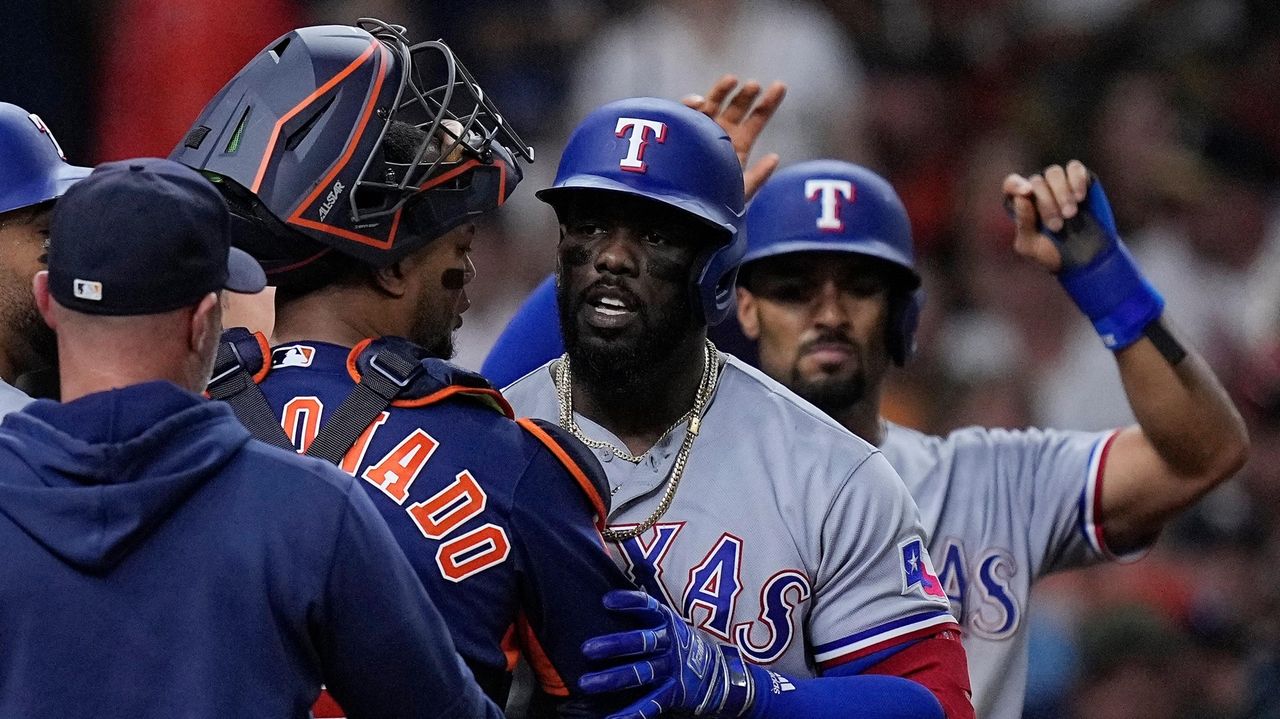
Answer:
top-left (900, 537), bottom-right (950, 605)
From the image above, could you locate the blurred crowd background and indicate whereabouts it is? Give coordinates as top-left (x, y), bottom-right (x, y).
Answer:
top-left (4, 0), bottom-right (1279, 715)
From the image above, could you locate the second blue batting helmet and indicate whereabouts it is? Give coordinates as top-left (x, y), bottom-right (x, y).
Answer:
top-left (0, 103), bottom-right (90, 216)
top-left (537, 97), bottom-right (746, 325)
top-left (742, 160), bottom-right (923, 365)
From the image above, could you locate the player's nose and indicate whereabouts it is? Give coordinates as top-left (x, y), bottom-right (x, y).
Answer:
top-left (592, 228), bottom-right (641, 278)
top-left (811, 280), bottom-right (850, 328)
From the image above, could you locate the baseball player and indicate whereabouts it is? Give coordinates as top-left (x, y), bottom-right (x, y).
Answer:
top-left (0, 102), bottom-right (89, 410)
top-left (175, 21), bottom-right (878, 719)
top-left (502, 98), bottom-right (975, 718)
top-left (0, 157), bottom-right (500, 718)
top-left (727, 160), bottom-right (1250, 718)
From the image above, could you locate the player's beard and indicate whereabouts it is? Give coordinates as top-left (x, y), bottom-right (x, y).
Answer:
top-left (16, 301), bottom-right (56, 370)
top-left (788, 333), bottom-right (868, 415)
top-left (557, 273), bottom-right (696, 404)
top-left (407, 301), bottom-right (455, 360)
top-left (789, 369), bottom-right (866, 415)
top-left (0, 275), bottom-right (56, 373)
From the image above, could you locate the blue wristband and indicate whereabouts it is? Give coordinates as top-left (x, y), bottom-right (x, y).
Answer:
top-left (720, 646), bottom-right (756, 716)
top-left (1048, 179), bottom-right (1164, 350)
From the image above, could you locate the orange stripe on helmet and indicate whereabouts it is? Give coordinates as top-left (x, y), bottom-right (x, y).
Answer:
top-left (250, 39), bottom-right (380, 194)
top-left (285, 42), bottom-right (393, 236)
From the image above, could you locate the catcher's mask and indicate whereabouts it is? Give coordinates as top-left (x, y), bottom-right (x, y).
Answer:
top-left (171, 18), bottom-right (534, 285)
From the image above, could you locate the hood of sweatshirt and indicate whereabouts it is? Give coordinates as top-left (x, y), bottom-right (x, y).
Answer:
top-left (0, 381), bottom-right (252, 574)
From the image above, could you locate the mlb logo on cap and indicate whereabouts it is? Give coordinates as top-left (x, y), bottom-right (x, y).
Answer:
top-left (73, 279), bottom-right (102, 301)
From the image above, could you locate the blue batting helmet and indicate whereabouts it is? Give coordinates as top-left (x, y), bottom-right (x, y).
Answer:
top-left (170, 19), bottom-right (533, 282)
top-left (537, 97), bottom-right (745, 325)
top-left (742, 160), bottom-right (923, 365)
top-left (0, 103), bottom-right (90, 216)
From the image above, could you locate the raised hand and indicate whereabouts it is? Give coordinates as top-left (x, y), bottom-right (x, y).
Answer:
top-left (683, 75), bottom-right (787, 200)
top-left (1003, 161), bottom-right (1163, 350)
top-left (1002, 159), bottom-right (1094, 272)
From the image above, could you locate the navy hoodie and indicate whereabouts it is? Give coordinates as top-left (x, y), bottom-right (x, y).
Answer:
top-left (0, 382), bottom-right (501, 719)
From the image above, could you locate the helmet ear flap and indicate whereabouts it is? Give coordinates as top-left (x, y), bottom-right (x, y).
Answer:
top-left (886, 288), bottom-right (923, 366)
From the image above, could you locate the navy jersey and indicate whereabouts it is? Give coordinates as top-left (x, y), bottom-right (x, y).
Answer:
top-left (254, 339), bottom-right (639, 707)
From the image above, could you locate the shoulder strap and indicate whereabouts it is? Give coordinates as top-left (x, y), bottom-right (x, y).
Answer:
top-left (216, 334), bottom-right (503, 468)
top-left (304, 342), bottom-right (424, 464)
top-left (516, 417), bottom-right (610, 532)
top-left (206, 328), bottom-right (293, 451)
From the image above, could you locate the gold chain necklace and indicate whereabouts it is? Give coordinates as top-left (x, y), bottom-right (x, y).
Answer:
top-left (567, 406), bottom-right (692, 465)
top-left (556, 339), bottom-right (719, 542)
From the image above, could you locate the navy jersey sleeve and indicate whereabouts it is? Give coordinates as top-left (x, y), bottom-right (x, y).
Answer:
top-left (508, 421), bottom-right (641, 707)
top-left (316, 476), bottom-right (502, 719)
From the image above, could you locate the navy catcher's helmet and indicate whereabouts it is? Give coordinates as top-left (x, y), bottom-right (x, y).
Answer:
top-left (743, 160), bottom-right (923, 365)
top-left (537, 97), bottom-right (745, 325)
top-left (171, 19), bottom-right (533, 283)
top-left (0, 103), bottom-right (90, 216)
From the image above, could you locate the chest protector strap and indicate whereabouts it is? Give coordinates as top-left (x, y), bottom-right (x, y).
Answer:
top-left (304, 343), bottom-right (423, 464)
top-left (209, 329), bottom-right (508, 466)
top-left (207, 329), bottom-right (293, 451)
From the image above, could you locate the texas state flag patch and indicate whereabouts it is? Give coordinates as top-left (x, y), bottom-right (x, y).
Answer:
top-left (899, 537), bottom-right (950, 605)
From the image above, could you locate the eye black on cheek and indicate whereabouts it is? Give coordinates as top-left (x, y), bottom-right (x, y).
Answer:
top-left (645, 253), bottom-right (689, 283)
top-left (562, 244), bottom-right (591, 267)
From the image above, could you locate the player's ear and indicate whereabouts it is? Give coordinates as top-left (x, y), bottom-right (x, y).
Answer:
top-left (189, 292), bottom-right (221, 354)
top-left (32, 271), bottom-right (57, 331)
top-left (736, 286), bottom-right (761, 340)
top-left (373, 258), bottom-right (413, 299)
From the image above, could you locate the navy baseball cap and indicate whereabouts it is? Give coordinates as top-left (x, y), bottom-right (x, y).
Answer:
top-left (48, 158), bottom-right (266, 316)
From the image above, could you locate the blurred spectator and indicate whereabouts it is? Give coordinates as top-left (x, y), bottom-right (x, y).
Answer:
top-left (568, 0), bottom-right (868, 164)
top-left (1068, 606), bottom-right (1190, 719)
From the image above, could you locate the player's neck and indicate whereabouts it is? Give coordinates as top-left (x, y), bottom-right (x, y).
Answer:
top-left (57, 340), bottom-right (199, 402)
top-left (272, 287), bottom-right (395, 348)
top-left (571, 332), bottom-right (708, 456)
top-left (827, 394), bottom-right (886, 446)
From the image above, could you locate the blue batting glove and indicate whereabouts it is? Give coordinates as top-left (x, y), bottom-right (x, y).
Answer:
top-left (579, 590), bottom-right (756, 719)
top-left (1042, 175), bottom-right (1164, 350)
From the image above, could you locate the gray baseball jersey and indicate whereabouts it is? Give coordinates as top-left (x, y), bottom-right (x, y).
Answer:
top-left (504, 353), bottom-right (958, 679)
top-left (879, 420), bottom-right (1125, 719)
top-left (0, 380), bottom-right (32, 419)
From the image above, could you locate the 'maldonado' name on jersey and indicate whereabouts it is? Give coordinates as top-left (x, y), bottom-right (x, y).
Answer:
top-left (255, 339), bottom-right (644, 713)
top-left (880, 421), bottom-right (1123, 719)
top-left (504, 352), bottom-right (958, 679)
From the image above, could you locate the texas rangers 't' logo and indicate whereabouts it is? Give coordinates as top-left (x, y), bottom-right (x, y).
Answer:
top-left (804, 179), bottom-right (855, 232)
top-left (615, 117), bottom-right (667, 173)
